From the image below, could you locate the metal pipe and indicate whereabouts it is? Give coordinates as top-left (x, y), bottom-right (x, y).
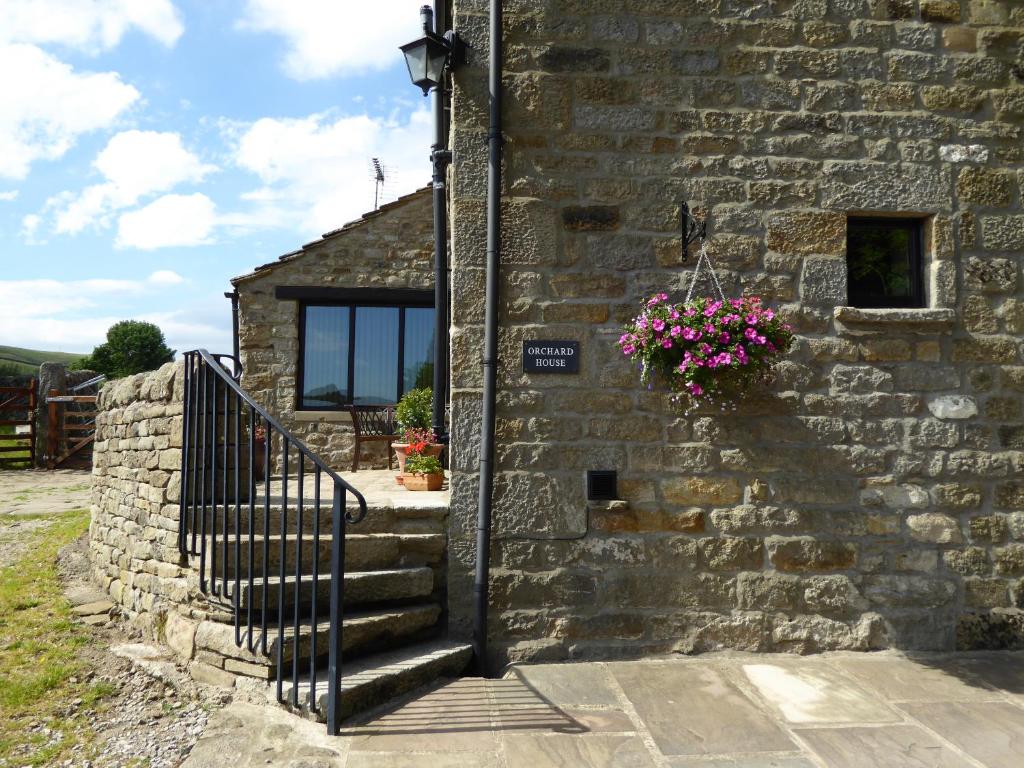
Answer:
top-left (225, 290), bottom-right (240, 375)
top-left (473, 0), bottom-right (502, 678)
top-left (430, 0), bottom-right (451, 448)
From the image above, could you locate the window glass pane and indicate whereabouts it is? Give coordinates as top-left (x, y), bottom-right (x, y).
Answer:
top-left (302, 306), bottom-right (349, 408)
top-left (403, 307), bottom-right (436, 393)
top-left (847, 221), bottom-right (920, 308)
top-left (353, 307), bottom-right (399, 405)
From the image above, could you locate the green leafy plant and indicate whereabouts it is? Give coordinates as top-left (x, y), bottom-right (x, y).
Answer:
top-left (404, 452), bottom-right (443, 475)
top-left (75, 320), bottom-right (174, 379)
top-left (395, 387), bottom-right (432, 431)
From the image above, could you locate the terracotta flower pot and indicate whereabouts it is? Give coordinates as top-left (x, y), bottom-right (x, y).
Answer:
top-left (392, 443), bottom-right (444, 484)
top-left (403, 472), bottom-right (444, 491)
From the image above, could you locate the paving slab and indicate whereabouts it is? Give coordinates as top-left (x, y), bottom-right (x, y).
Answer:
top-left (502, 733), bottom-right (657, 768)
top-left (832, 656), bottom-right (1001, 702)
top-left (668, 757), bottom-right (817, 768)
top-left (610, 662), bottom-right (796, 757)
top-left (742, 662), bottom-right (900, 724)
top-left (898, 701), bottom-right (1024, 768)
top-left (793, 725), bottom-right (970, 768)
top-left (506, 663), bottom-right (622, 707)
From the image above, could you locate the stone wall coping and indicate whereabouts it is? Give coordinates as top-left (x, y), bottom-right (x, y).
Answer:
top-left (834, 307), bottom-right (956, 332)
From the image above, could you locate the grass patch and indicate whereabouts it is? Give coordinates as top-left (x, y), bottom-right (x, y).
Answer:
top-left (0, 508), bottom-right (113, 766)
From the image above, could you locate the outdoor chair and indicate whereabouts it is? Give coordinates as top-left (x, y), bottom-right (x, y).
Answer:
top-left (348, 405), bottom-right (398, 472)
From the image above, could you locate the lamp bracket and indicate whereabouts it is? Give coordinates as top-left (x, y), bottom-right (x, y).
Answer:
top-left (680, 201), bottom-right (707, 263)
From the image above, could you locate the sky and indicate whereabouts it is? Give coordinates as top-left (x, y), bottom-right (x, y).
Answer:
top-left (0, 0), bottom-right (434, 356)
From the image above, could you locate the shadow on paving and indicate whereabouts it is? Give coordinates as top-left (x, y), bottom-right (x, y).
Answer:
top-left (342, 676), bottom-right (588, 737)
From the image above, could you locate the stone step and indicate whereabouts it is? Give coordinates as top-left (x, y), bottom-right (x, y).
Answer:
top-left (194, 603), bottom-right (443, 671)
top-left (194, 533), bottom-right (445, 574)
top-left (281, 640), bottom-right (473, 723)
top-left (188, 502), bottom-right (447, 536)
top-left (207, 566), bottom-right (435, 612)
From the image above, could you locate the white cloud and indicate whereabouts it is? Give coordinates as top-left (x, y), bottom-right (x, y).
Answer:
top-left (238, 0), bottom-right (422, 80)
top-left (0, 0), bottom-right (183, 52)
top-left (0, 190), bottom-right (18, 201)
top-left (0, 279), bottom-right (226, 355)
top-left (229, 107), bottom-right (432, 236)
top-left (116, 193), bottom-right (217, 250)
top-left (148, 270), bottom-right (186, 286)
top-left (0, 44), bottom-right (139, 180)
top-left (53, 130), bottom-right (216, 234)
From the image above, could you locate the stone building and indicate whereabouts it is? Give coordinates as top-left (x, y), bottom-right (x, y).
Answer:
top-left (445, 0), bottom-right (1024, 665)
top-left (90, 0), bottom-right (1024, 707)
top-left (231, 186), bottom-right (436, 469)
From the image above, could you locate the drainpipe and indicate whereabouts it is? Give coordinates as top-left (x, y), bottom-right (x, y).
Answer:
top-left (225, 290), bottom-right (240, 373)
top-left (474, 0), bottom-right (502, 678)
top-left (431, 0), bottom-right (451, 449)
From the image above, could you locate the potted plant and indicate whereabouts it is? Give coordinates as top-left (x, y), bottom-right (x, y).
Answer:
top-left (392, 388), bottom-right (443, 482)
top-left (402, 450), bottom-right (444, 491)
top-left (617, 292), bottom-right (794, 411)
top-left (253, 423), bottom-right (267, 481)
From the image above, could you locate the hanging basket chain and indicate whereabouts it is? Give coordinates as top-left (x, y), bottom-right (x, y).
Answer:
top-left (684, 239), bottom-right (726, 305)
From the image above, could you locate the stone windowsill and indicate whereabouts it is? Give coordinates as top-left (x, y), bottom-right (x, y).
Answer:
top-left (834, 307), bottom-right (955, 333)
top-left (292, 410), bottom-right (353, 423)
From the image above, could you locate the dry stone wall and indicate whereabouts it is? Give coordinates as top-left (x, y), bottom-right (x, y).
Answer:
top-left (233, 189), bottom-right (436, 471)
top-left (448, 0), bottom-right (1024, 665)
top-left (90, 362), bottom-right (189, 638)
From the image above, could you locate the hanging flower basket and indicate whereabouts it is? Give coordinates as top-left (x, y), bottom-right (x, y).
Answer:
top-left (619, 292), bottom-right (793, 408)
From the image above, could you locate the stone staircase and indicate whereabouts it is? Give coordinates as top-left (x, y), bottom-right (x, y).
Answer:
top-left (185, 494), bottom-right (471, 722)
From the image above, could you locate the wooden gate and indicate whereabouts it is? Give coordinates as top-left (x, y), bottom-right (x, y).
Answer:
top-left (47, 392), bottom-right (98, 469)
top-left (0, 381), bottom-right (37, 469)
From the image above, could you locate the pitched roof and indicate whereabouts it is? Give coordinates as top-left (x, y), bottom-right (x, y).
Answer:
top-left (230, 185), bottom-right (432, 286)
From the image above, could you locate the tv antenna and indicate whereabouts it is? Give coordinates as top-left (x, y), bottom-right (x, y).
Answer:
top-left (372, 158), bottom-right (386, 210)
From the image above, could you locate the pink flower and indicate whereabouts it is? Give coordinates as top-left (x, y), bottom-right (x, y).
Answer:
top-left (688, 383), bottom-right (703, 397)
top-left (669, 310), bottom-right (680, 320)
top-left (652, 318), bottom-right (665, 332)
top-left (756, 335), bottom-right (767, 345)
top-left (704, 301), bottom-right (722, 317)
top-left (703, 324), bottom-right (715, 335)
top-left (670, 325), bottom-right (682, 338)
top-left (637, 318), bottom-right (648, 330)
top-left (763, 309), bottom-right (775, 320)
top-left (746, 313), bottom-right (759, 324)
top-left (700, 343), bottom-right (712, 355)
top-left (744, 327), bottom-right (758, 340)
top-left (783, 323), bottom-right (793, 331)
top-left (683, 308), bottom-right (696, 317)
top-left (661, 338), bottom-right (673, 349)
top-left (619, 334), bottom-right (630, 344)
top-left (730, 299), bottom-right (743, 309)
top-left (719, 332), bottom-right (731, 344)
top-left (622, 344), bottom-right (636, 355)
top-left (682, 327), bottom-right (701, 341)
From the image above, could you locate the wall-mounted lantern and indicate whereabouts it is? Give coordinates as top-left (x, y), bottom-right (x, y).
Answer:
top-left (400, 5), bottom-right (465, 96)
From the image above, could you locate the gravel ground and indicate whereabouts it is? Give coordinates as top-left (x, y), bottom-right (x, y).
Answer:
top-left (0, 469), bottom-right (243, 768)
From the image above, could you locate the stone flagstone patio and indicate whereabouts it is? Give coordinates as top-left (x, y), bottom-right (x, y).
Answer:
top-left (182, 650), bottom-right (1024, 767)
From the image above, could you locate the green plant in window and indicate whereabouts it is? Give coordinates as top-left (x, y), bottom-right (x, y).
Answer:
top-left (396, 387), bottom-right (433, 431)
top-left (849, 228), bottom-right (911, 297)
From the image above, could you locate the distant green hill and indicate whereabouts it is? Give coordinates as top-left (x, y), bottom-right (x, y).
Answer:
top-left (0, 345), bottom-right (86, 376)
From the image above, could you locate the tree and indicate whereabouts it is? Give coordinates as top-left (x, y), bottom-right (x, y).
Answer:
top-left (77, 320), bottom-right (175, 378)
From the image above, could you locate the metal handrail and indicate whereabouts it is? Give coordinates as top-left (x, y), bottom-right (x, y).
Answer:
top-left (178, 349), bottom-right (366, 734)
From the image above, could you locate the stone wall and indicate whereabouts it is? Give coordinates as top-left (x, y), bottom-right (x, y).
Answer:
top-left (89, 362), bottom-right (194, 639)
top-left (448, 0), bottom-right (1024, 665)
top-left (232, 188), bottom-right (436, 472)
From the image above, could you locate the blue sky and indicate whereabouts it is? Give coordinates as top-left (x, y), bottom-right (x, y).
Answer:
top-left (0, 0), bottom-right (432, 355)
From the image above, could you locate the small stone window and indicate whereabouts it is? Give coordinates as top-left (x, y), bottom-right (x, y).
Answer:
top-left (846, 217), bottom-right (926, 309)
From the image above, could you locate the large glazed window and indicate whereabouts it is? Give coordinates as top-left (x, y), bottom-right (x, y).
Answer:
top-left (299, 302), bottom-right (435, 409)
top-left (846, 217), bottom-right (925, 309)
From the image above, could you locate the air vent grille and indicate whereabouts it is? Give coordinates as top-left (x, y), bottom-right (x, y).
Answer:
top-left (587, 470), bottom-right (618, 501)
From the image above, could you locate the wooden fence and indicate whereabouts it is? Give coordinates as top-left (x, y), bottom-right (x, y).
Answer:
top-left (47, 392), bottom-right (98, 469)
top-left (0, 381), bottom-right (37, 468)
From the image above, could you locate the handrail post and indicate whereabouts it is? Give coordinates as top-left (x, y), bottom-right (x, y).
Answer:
top-left (326, 482), bottom-right (346, 735)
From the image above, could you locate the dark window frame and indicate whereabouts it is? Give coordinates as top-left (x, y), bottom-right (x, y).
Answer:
top-left (296, 292), bottom-right (434, 411)
top-left (846, 216), bottom-right (926, 309)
